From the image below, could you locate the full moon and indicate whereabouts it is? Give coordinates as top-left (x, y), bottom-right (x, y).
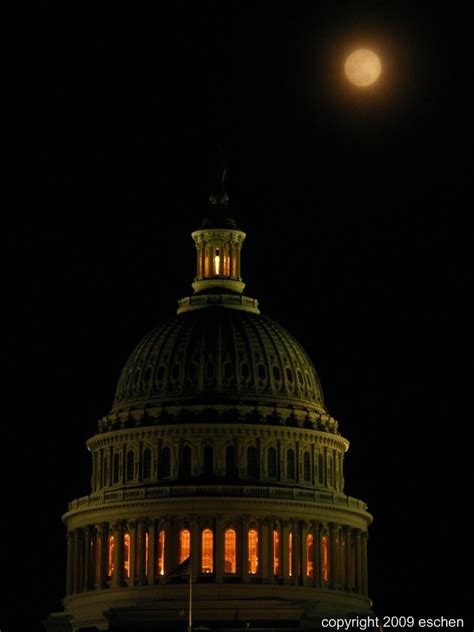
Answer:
top-left (344, 49), bottom-right (382, 87)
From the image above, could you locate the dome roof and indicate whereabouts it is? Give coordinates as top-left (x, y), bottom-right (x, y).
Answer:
top-left (111, 306), bottom-right (324, 415)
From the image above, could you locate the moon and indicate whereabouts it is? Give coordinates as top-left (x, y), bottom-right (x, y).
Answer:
top-left (345, 49), bottom-right (382, 87)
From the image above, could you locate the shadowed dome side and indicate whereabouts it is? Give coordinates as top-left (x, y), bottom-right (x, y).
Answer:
top-left (111, 306), bottom-right (324, 415)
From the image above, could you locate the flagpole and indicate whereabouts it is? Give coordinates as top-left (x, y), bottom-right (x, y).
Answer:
top-left (188, 554), bottom-right (193, 632)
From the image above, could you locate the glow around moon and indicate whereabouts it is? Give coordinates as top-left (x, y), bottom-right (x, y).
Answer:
top-left (344, 49), bottom-right (382, 87)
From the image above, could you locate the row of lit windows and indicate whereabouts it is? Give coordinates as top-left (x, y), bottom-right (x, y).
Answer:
top-left (104, 528), bottom-right (329, 581)
top-left (95, 444), bottom-right (341, 488)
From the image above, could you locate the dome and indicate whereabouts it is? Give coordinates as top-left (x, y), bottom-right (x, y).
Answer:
top-left (112, 306), bottom-right (324, 415)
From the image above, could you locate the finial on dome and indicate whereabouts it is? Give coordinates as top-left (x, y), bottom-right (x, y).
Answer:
top-left (201, 147), bottom-right (237, 229)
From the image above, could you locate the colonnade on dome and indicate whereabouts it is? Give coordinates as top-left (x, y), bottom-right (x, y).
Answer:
top-left (64, 515), bottom-right (368, 597)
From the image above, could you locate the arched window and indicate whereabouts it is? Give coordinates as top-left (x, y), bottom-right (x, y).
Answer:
top-left (126, 451), bottom-right (134, 481)
top-left (288, 532), bottom-right (293, 576)
top-left (273, 530), bottom-right (280, 575)
top-left (247, 446), bottom-right (257, 478)
top-left (225, 445), bottom-right (236, 476)
top-left (321, 534), bottom-right (329, 583)
top-left (143, 448), bottom-right (152, 479)
top-left (248, 529), bottom-right (258, 574)
top-left (224, 529), bottom-right (236, 573)
top-left (318, 453), bottom-right (324, 484)
top-left (201, 529), bottom-right (214, 573)
top-left (113, 453), bottom-right (120, 484)
top-left (306, 534), bottom-right (314, 577)
top-left (203, 445), bottom-right (214, 475)
top-left (181, 445), bottom-right (192, 478)
top-left (304, 451), bottom-right (311, 482)
top-left (124, 533), bottom-right (131, 578)
top-left (107, 534), bottom-right (115, 578)
top-left (157, 530), bottom-right (165, 576)
top-left (267, 447), bottom-right (277, 478)
top-left (179, 529), bottom-right (191, 563)
top-left (162, 446), bottom-right (171, 478)
top-left (287, 449), bottom-right (295, 480)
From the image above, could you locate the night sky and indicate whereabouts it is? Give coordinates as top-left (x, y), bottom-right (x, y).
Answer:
top-left (10, 1), bottom-right (474, 629)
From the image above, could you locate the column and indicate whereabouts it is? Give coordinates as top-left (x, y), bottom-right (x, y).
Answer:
top-left (112, 522), bottom-right (125, 588)
top-left (301, 521), bottom-right (310, 586)
top-left (344, 526), bottom-right (352, 592)
top-left (281, 520), bottom-right (290, 585)
top-left (362, 532), bottom-right (369, 596)
top-left (311, 521), bottom-right (321, 589)
top-left (147, 520), bottom-right (156, 585)
top-left (128, 520), bottom-right (137, 586)
top-left (329, 523), bottom-right (339, 590)
top-left (73, 528), bottom-right (83, 594)
top-left (264, 518), bottom-right (275, 584)
top-left (260, 518), bottom-right (271, 583)
top-left (138, 519), bottom-right (147, 585)
top-left (190, 517), bottom-right (200, 582)
top-left (241, 515), bottom-right (250, 583)
top-left (96, 523), bottom-right (108, 589)
top-left (215, 515), bottom-right (224, 583)
top-left (354, 529), bottom-right (362, 593)
top-left (163, 517), bottom-right (175, 583)
top-left (66, 531), bottom-right (75, 596)
top-left (83, 526), bottom-right (92, 591)
top-left (290, 522), bottom-right (299, 586)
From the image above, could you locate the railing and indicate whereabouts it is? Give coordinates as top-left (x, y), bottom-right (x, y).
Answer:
top-left (68, 485), bottom-right (368, 513)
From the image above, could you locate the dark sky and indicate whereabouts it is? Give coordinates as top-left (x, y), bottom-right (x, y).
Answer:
top-left (9, 1), bottom-right (474, 629)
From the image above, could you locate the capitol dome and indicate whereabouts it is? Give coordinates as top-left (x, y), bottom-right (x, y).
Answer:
top-left (45, 177), bottom-right (372, 632)
top-left (112, 308), bottom-right (324, 415)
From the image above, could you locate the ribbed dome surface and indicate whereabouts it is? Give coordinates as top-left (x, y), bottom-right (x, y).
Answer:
top-left (112, 306), bottom-right (324, 414)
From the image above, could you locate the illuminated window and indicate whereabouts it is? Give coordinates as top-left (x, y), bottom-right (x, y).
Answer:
top-left (124, 533), bottom-right (131, 578)
top-left (273, 530), bottom-right (280, 575)
top-left (268, 448), bottom-right (277, 478)
top-left (247, 446), bottom-right (257, 478)
top-left (203, 445), bottom-right (214, 475)
top-left (181, 445), bottom-right (192, 477)
top-left (225, 445), bottom-right (236, 476)
top-left (307, 534), bottom-right (314, 577)
top-left (287, 449), bottom-right (295, 480)
top-left (126, 451), bottom-right (134, 481)
top-left (113, 453), bottom-right (120, 483)
top-left (214, 248), bottom-right (220, 275)
top-left (143, 449), bottom-right (152, 479)
top-left (201, 529), bottom-right (214, 573)
top-left (145, 531), bottom-right (149, 576)
top-left (179, 529), bottom-right (191, 563)
top-left (107, 534), bottom-right (115, 578)
top-left (304, 451), bottom-right (311, 482)
top-left (157, 530), bottom-right (165, 576)
top-left (161, 447), bottom-right (171, 478)
top-left (248, 529), bottom-right (258, 574)
top-left (289, 532), bottom-right (293, 576)
top-left (224, 528), bottom-right (236, 573)
top-left (322, 534), bottom-right (329, 583)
